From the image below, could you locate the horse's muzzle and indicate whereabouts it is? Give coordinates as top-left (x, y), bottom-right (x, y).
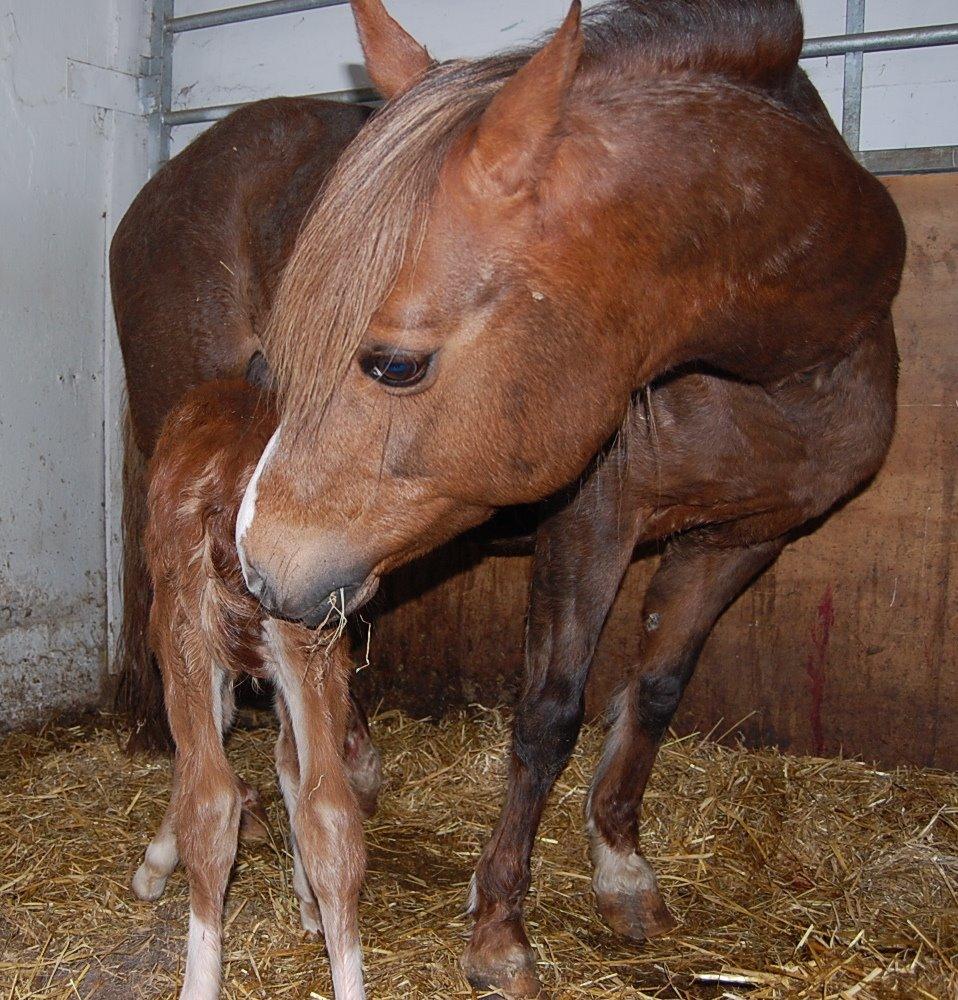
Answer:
top-left (245, 560), bottom-right (380, 629)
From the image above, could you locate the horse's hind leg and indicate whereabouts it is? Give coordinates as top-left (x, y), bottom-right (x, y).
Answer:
top-left (274, 695), bottom-right (323, 936)
top-left (344, 692), bottom-right (382, 820)
top-left (586, 536), bottom-right (783, 940)
top-left (132, 766), bottom-right (181, 901)
top-left (462, 460), bottom-right (646, 998)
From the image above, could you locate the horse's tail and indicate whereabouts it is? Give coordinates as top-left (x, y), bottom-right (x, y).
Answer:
top-left (113, 414), bottom-right (172, 754)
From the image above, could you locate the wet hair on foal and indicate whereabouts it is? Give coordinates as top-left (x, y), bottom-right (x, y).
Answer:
top-left (132, 369), bottom-right (379, 1000)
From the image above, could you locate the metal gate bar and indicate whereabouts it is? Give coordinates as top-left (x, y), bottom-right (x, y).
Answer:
top-left (802, 22), bottom-right (958, 58)
top-left (170, 0), bottom-right (350, 34)
top-left (155, 3), bottom-right (958, 175)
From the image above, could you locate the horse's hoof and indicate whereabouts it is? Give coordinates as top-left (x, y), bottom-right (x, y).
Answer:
top-left (595, 889), bottom-right (677, 941)
top-left (460, 941), bottom-right (545, 999)
top-left (132, 863), bottom-right (168, 902)
top-left (591, 843), bottom-right (677, 941)
top-left (238, 783), bottom-right (270, 843)
top-left (299, 900), bottom-right (323, 937)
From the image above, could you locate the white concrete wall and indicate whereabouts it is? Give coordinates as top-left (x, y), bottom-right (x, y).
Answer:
top-left (169, 0), bottom-right (958, 155)
top-left (0, 0), bottom-right (153, 729)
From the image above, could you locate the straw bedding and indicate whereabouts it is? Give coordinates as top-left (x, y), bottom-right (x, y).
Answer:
top-left (0, 707), bottom-right (955, 999)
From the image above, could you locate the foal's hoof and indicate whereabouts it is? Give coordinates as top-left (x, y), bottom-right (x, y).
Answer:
top-left (299, 899), bottom-right (323, 937)
top-left (461, 935), bottom-right (545, 999)
top-left (591, 845), bottom-right (677, 942)
top-left (238, 783), bottom-right (270, 843)
top-left (132, 863), bottom-right (168, 902)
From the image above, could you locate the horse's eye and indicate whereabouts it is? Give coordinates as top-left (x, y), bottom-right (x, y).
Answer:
top-left (360, 350), bottom-right (432, 389)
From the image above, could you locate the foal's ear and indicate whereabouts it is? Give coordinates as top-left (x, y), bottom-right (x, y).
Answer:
top-left (465, 1), bottom-right (583, 198)
top-left (351, 0), bottom-right (432, 100)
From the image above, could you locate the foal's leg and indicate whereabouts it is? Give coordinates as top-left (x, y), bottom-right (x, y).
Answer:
top-left (586, 537), bottom-right (783, 939)
top-left (160, 641), bottom-right (242, 1000)
top-left (274, 694), bottom-right (323, 935)
top-left (462, 469), bottom-right (646, 997)
top-left (344, 692), bottom-right (383, 820)
top-left (132, 765), bottom-right (181, 901)
top-left (267, 622), bottom-right (366, 1000)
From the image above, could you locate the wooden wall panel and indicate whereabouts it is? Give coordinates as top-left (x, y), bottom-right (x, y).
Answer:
top-left (363, 172), bottom-right (957, 770)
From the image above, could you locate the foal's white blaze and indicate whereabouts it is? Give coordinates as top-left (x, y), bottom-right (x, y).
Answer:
top-left (235, 425), bottom-right (282, 585)
top-left (182, 911), bottom-right (221, 1000)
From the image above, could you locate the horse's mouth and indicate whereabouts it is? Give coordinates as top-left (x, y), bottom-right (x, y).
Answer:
top-left (296, 573), bottom-right (381, 630)
top-left (338, 573), bottom-right (381, 617)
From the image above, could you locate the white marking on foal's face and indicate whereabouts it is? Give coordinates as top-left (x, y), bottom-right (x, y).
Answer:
top-left (235, 425), bottom-right (282, 586)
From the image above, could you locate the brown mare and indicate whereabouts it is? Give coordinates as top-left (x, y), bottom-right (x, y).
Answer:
top-left (227, 0), bottom-right (905, 995)
top-left (135, 363), bottom-right (374, 1000)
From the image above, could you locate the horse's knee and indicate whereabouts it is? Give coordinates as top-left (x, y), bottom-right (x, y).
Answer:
top-left (297, 794), bottom-right (365, 889)
top-left (177, 778), bottom-right (241, 874)
top-left (636, 672), bottom-right (684, 738)
top-left (513, 689), bottom-right (584, 782)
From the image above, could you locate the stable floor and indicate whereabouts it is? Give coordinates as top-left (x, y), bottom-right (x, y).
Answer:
top-left (0, 709), bottom-right (955, 999)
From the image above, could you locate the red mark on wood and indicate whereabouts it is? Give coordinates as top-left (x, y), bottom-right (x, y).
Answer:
top-left (805, 585), bottom-right (834, 756)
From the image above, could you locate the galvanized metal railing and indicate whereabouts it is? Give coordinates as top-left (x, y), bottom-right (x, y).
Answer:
top-left (149, 0), bottom-right (958, 175)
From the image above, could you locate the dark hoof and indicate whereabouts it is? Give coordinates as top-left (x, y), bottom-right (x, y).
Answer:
top-left (461, 928), bottom-right (545, 999)
top-left (238, 782), bottom-right (270, 843)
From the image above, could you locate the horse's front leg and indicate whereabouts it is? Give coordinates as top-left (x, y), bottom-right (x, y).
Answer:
top-left (266, 621), bottom-right (366, 1000)
top-left (461, 457), bottom-right (646, 999)
top-left (586, 536), bottom-right (784, 940)
top-left (274, 694), bottom-right (323, 936)
top-left (166, 670), bottom-right (242, 1000)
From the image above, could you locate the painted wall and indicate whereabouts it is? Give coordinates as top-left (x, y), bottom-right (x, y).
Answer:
top-left (168, 0), bottom-right (958, 155)
top-left (0, 0), bottom-right (153, 729)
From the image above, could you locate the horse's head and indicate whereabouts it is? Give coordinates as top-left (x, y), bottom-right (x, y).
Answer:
top-left (237, 0), bottom-right (644, 624)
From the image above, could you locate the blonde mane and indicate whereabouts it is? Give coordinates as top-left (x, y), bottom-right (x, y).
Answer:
top-left (264, 54), bottom-right (523, 439)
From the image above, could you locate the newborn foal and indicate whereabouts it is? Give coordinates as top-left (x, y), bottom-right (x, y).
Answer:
top-left (132, 368), bottom-right (377, 1000)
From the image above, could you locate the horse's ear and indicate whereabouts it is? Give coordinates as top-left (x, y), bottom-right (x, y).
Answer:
top-left (351, 0), bottom-right (432, 100)
top-left (465, 1), bottom-right (583, 198)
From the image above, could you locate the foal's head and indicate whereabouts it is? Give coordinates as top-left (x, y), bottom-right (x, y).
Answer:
top-left (237, 0), bottom-right (807, 623)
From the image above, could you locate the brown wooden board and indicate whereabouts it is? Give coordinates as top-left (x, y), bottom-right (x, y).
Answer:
top-left (363, 172), bottom-right (957, 770)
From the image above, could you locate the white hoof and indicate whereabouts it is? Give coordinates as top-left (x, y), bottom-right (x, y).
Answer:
top-left (132, 863), bottom-right (169, 901)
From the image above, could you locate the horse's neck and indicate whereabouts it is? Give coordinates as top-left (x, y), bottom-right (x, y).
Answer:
top-left (566, 81), bottom-right (904, 388)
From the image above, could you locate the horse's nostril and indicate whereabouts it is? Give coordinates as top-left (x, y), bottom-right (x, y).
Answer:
top-left (244, 562), bottom-right (265, 599)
